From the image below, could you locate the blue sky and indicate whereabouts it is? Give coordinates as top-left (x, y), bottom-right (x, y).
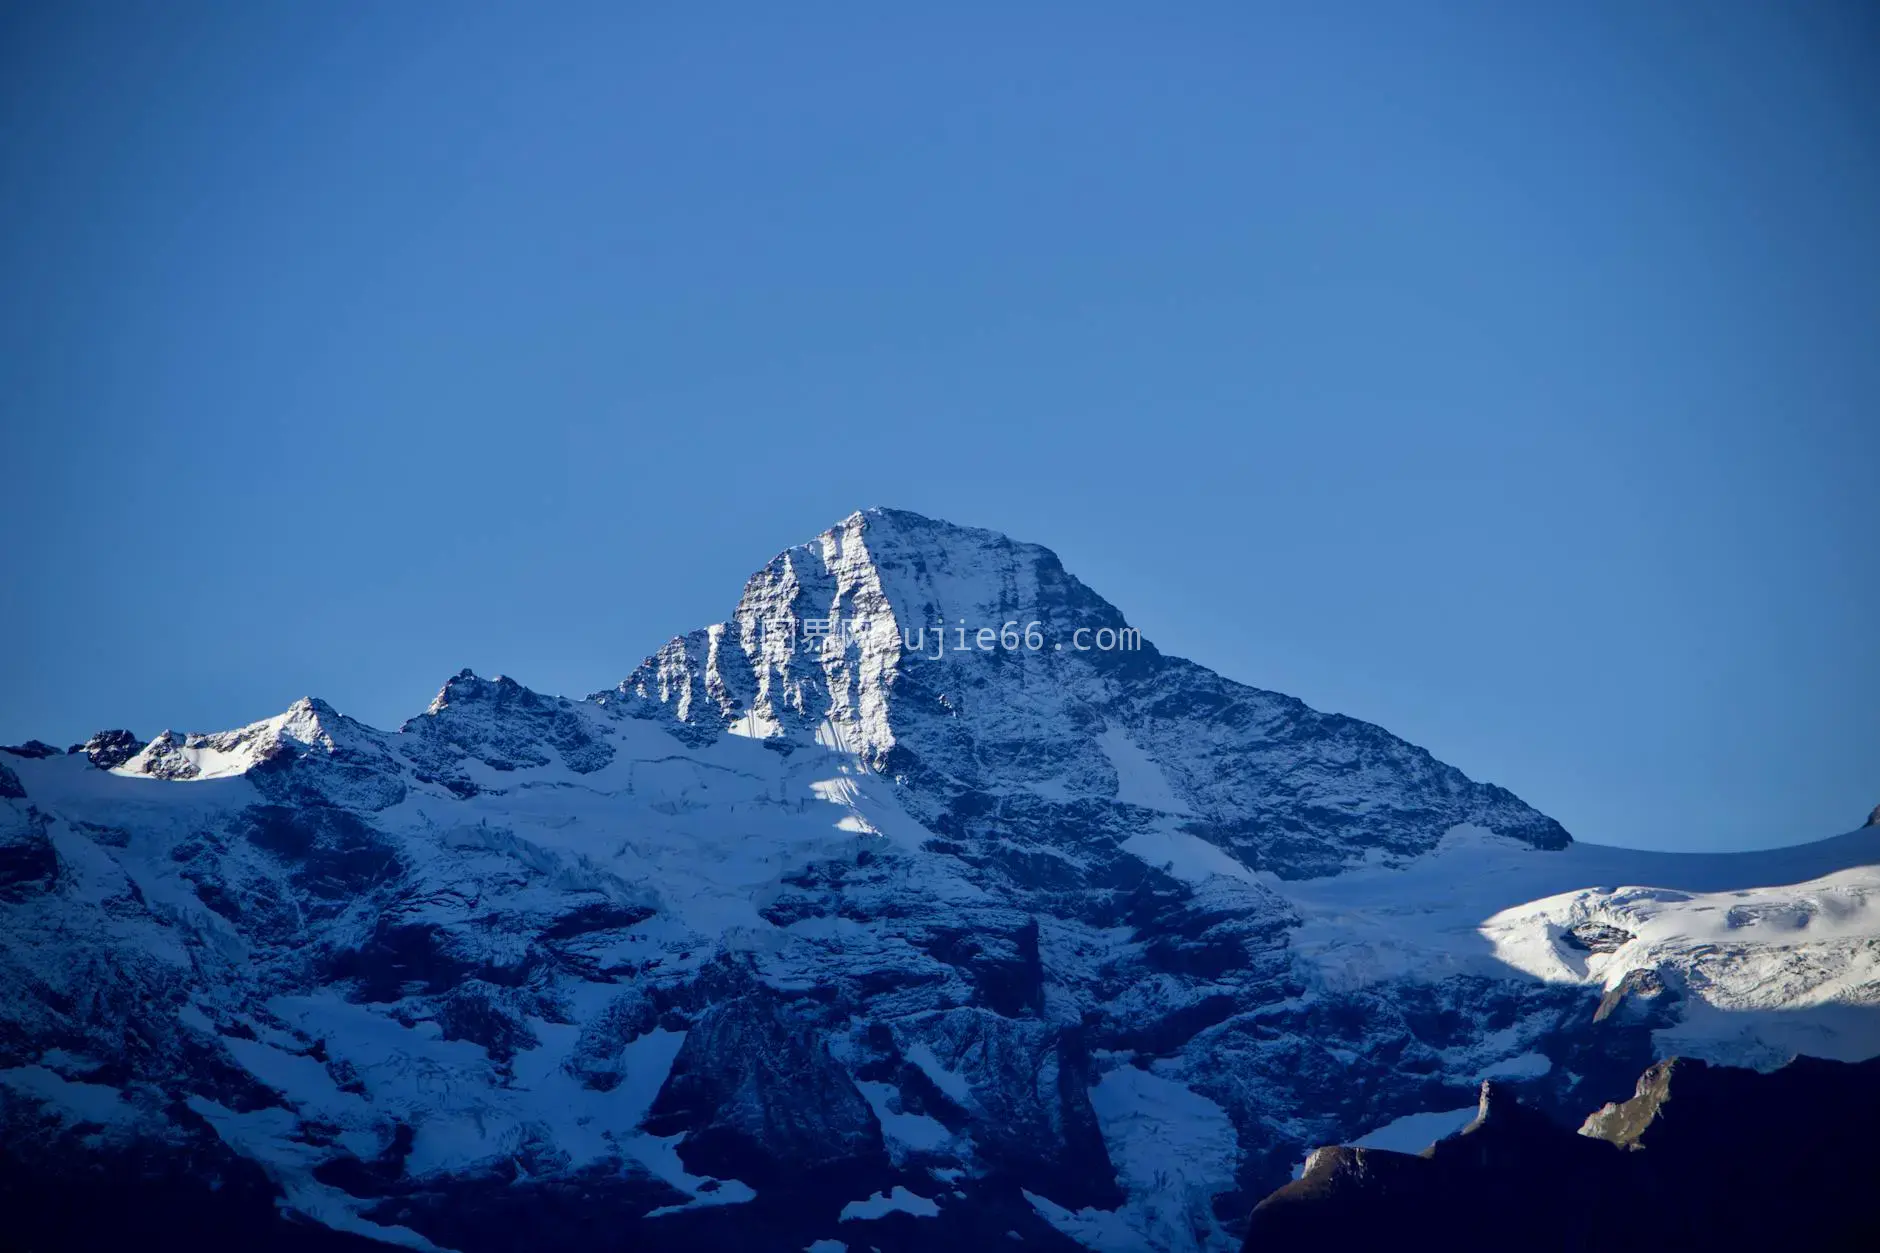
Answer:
top-left (3, 1), bottom-right (1875, 850)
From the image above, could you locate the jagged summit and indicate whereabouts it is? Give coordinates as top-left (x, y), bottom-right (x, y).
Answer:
top-left (114, 696), bottom-right (352, 782)
top-left (1470, 1077), bottom-right (1512, 1125)
top-left (71, 728), bottom-right (144, 770)
top-left (418, 669), bottom-right (541, 719)
top-left (826, 506), bottom-right (1057, 557)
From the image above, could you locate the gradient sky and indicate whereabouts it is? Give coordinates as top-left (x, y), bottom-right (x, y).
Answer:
top-left (3, 1), bottom-right (1875, 850)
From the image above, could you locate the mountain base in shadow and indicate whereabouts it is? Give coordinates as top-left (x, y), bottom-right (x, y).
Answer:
top-left (1243, 1053), bottom-right (1880, 1250)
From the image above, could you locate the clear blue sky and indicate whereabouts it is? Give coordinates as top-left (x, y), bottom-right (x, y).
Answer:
top-left (3, 1), bottom-right (1875, 850)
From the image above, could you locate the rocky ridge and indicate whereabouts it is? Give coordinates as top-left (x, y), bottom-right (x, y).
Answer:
top-left (1243, 1053), bottom-right (1880, 1250)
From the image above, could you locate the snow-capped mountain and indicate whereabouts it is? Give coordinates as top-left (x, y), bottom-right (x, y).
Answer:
top-left (3, 508), bottom-right (1876, 1252)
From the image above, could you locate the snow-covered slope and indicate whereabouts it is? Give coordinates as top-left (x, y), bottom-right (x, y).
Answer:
top-left (2, 508), bottom-right (1875, 1252)
top-left (1280, 824), bottom-right (1880, 1072)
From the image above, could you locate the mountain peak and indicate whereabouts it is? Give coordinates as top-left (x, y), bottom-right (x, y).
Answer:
top-left (69, 729), bottom-right (145, 770)
top-left (114, 697), bottom-right (350, 782)
top-left (838, 505), bottom-right (1030, 547)
top-left (602, 509), bottom-right (1568, 873)
top-left (421, 668), bottom-right (533, 718)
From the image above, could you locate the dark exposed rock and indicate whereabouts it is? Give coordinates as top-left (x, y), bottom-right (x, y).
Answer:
top-left (1592, 966), bottom-right (1675, 1024)
top-left (433, 980), bottom-right (540, 1061)
top-left (567, 988), bottom-right (664, 1091)
top-left (921, 917), bottom-right (1045, 1018)
top-left (354, 1165), bottom-right (695, 1253)
top-left (70, 729), bottom-right (145, 770)
top-left (234, 805), bottom-right (403, 901)
top-left (1582, 1052), bottom-right (1880, 1149)
top-left (540, 899), bottom-right (657, 941)
top-left (0, 1115), bottom-right (392, 1252)
top-left (1249, 1081), bottom-right (1621, 1247)
top-left (122, 730), bottom-right (203, 779)
top-left (401, 670), bottom-right (615, 783)
top-left (1561, 919), bottom-right (1634, 954)
top-left (645, 989), bottom-right (890, 1191)
top-left (325, 911), bottom-right (536, 1002)
top-left (0, 760), bottom-right (22, 800)
top-left (311, 1121), bottom-right (415, 1198)
top-left (0, 808), bottom-right (58, 899)
top-left (1243, 1055), bottom-right (1880, 1251)
top-left (0, 740), bottom-right (62, 760)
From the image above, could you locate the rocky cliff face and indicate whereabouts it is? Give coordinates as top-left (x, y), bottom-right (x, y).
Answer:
top-left (1, 509), bottom-right (1875, 1252)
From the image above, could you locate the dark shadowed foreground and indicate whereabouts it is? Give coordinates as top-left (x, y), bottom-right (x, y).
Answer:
top-left (1244, 1053), bottom-right (1880, 1251)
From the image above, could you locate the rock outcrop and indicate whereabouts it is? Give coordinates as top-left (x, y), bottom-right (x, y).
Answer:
top-left (1244, 1054), bottom-right (1880, 1250)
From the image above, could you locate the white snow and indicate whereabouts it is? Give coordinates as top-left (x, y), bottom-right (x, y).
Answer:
top-left (1276, 823), bottom-right (1880, 1069)
top-left (187, 1097), bottom-right (450, 1251)
top-left (1122, 823), bottom-right (1262, 886)
top-left (1096, 728), bottom-right (1193, 815)
top-left (855, 1080), bottom-right (954, 1155)
top-left (1478, 1051), bottom-right (1553, 1080)
top-left (839, 1185), bottom-right (941, 1221)
top-left (1291, 1103), bottom-right (1480, 1178)
top-left (1475, 865), bottom-right (1880, 1068)
top-left (111, 699), bottom-right (341, 782)
top-left (1022, 1060), bottom-right (1251, 1251)
top-left (1024, 1189), bottom-right (1143, 1253)
top-left (905, 1041), bottom-right (975, 1105)
top-left (0, 1067), bottom-right (138, 1127)
top-left (1351, 1104), bottom-right (1477, 1153)
top-left (215, 992), bottom-right (755, 1214)
top-left (1032, 1064), bottom-right (1240, 1253)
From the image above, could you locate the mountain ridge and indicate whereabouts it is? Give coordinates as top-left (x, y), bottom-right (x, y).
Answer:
top-left (2, 507), bottom-right (1875, 1252)
top-left (96, 508), bottom-right (1573, 877)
